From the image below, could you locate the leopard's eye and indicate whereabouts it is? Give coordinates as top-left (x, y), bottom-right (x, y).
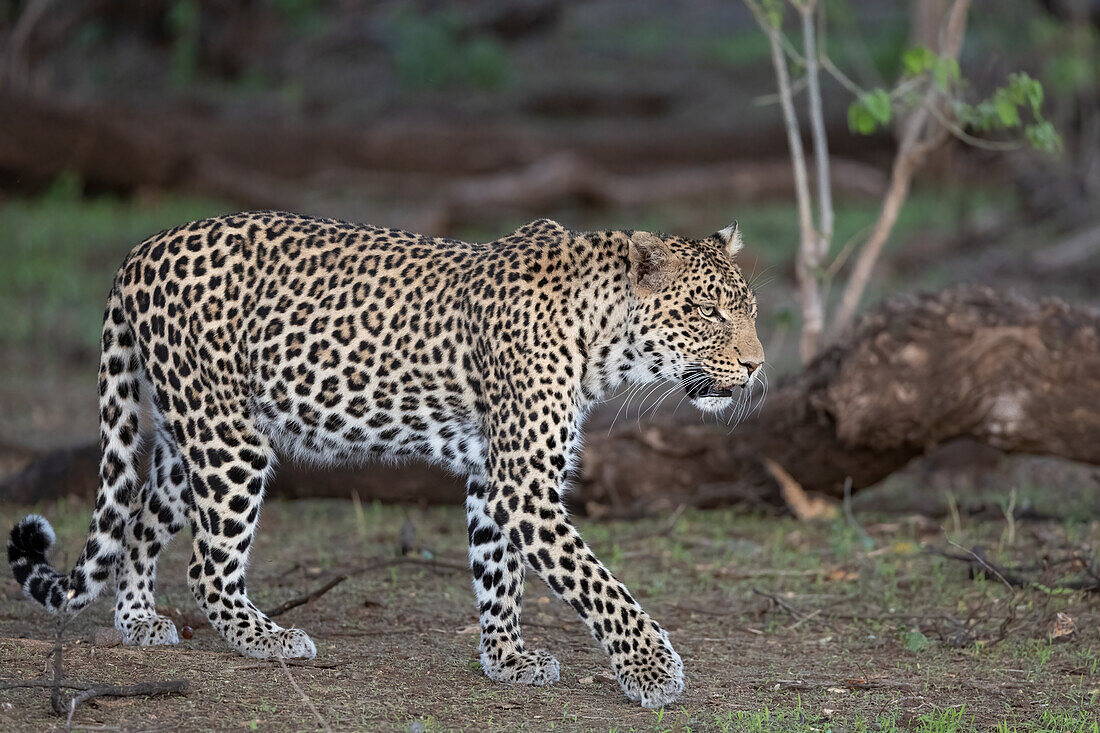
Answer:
top-left (697, 304), bottom-right (727, 322)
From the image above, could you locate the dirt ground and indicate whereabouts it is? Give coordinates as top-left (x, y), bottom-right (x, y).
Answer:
top-left (1, 496), bottom-right (1098, 732)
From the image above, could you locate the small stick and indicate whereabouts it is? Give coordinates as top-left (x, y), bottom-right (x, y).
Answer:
top-left (278, 657), bottom-right (333, 733)
top-left (786, 608), bottom-right (822, 631)
top-left (944, 538), bottom-right (1022, 593)
top-left (230, 660), bottom-right (340, 672)
top-left (346, 556), bottom-right (468, 576)
top-left (928, 542), bottom-right (1100, 594)
top-left (752, 587), bottom-right (803, 619)
top-left (50, 617), bottom-right (67, 715)
top-left (66, 680), bottom-right (189, 728)
top-left (264, 575), bottom-right (348, 619)
top-left (0, 679), bottom-right (95, 691)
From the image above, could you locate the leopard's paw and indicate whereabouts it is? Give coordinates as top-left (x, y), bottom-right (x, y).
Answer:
top-left (277, 628), bottom-right (317, 660)
top-left (481, 648), bottom-right (560, 686)
top-left (236, 627), bottom-right (317, 660)
top-left (118, 614), bottom-right (180, 647)
top-left (613, 628), bottom-right (684, 708)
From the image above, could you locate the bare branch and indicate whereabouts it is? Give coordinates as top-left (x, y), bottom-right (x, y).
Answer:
top-left (66, 680), bottom-right (190, 728)
top-left (801, 0), bottom-right (833, 263)
top-left (742, 0), bottom-right (806, 66)
top-left (0, 679), bottom-right (95, 691)
top-left (748, 1), bottom-right (823, 363)
top-left (264, 575), bottom-right (348, 619)
top-left (832, 0), bottom-right (972, 336)
top-left (925, 102), bottom-right (1023, 151)
top-left (1, 0), bottom-right (54, 94)
top-left (50, 617), bottom-right (66, 715)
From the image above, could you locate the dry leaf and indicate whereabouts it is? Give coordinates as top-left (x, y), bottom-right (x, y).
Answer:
top-left (764, 458), bottom-right (838, 521)
top-left (1051, 612), bottom-right (1076, 639)
top-left (825, 568), bottom-right (860, 582)
top-left (455, 624), bottom-right (480, 635)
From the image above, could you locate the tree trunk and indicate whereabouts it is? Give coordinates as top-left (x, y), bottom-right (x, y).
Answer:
top-left (2, 287), bottom-right (1098, 514)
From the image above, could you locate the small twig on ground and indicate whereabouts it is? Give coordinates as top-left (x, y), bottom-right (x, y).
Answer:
top-left (786, 608), bottom-right (822, 631)
top-left (945, 539), bottom-right (1024, 592)
top-left (776, 677), bottom-right (917, 692)
top-left (346, 556), bottom-right (468, 576)
top-left (19, 609), bottom-right (190, 723)
top-left (0, 679), bottom-right (95, 691)
top-left (278, 657), bottom-right (333, 733)
top-left (230, 660), bottom-right (340, 672)
top-left (65, 680), bottom-right (190, 729)
top-left (927, 542), bottom-right (1100, 594)
top-left (264, 574), bottom-right (348, 618)
top-left (752, 587), bottom-right (803, 620)
top-left (50, 617), bottom-right (67, 714)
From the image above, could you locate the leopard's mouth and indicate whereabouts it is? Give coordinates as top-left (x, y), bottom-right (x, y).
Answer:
top-left (683, 369), bottom-right (738, 400)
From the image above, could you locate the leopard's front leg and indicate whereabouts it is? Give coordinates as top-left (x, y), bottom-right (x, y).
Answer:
top-left (466, 477), bottom-right (560, 685)
top-left (482, 418), bottom-right (684, 708)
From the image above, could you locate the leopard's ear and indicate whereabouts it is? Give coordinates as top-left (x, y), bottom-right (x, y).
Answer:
top-left (628, 232), bottom-right (676, 296)
top-left (715, 220), bottom-right (743, 257)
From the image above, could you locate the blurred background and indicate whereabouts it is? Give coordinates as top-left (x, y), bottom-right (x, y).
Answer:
top-left (2, 3), bottom-right (1100, 729)
top-left (0, 0), bottom-right (1096, 454)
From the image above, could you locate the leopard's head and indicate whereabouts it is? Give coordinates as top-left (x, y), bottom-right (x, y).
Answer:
top-left (626, 222), bottom-right (765, 414)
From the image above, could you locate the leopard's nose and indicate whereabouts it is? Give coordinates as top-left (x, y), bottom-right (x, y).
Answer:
top-left (739, 359), bottom-right (762, 375)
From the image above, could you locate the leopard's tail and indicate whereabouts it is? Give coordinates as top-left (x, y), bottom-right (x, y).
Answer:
top-left (8, 286), bottom-right (142, 616)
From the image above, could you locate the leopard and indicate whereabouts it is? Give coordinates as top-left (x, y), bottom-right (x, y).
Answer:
top-left (8, 212), bottom-right (764, 708)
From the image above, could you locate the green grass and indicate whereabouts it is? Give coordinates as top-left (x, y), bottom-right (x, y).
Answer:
top-left (0, 178), bottom-right (228, 355)
top-left (1, 497), bottom-right (1095, 730)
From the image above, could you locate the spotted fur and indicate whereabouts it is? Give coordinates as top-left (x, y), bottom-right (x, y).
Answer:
top-left (8, 212), bottom-right (763, 707)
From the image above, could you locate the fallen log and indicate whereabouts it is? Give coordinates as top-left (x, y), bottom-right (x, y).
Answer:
top-left (579, 286), bottom-right (1100, 513)
top-left (2, 286), bottom-right (1098, 514)
top-left (0, 92), bottom-right (888, 220)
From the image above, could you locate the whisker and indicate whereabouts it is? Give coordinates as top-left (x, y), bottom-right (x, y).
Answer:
top-left (607, 381), bottom-right (646, 435)
top-left (642, 384), bottom-right (682, 420)
top-left (632, 380), bottom-right (671, 430)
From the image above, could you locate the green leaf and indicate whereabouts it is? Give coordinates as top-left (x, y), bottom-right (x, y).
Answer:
top-left (903, 631), bottom-right (929, 653)
top-left (864, 88), bottom-right (892, 124)
top-left (761, 0), bottom-right (784, 28)
top-left (1023, 76), bottom-right (1044, 115)
top-left (848, 89), bottom-right (891, 135)
top-left (1025, 121), bottom-right (1063, 153)
top-left (995, 96), bottom-right (1020, 127)
top-left (902, 45), bottom-right (936, 75)
top-left (967, 100), bottom-right (999, 131)
top-left (933, 57), bottom-right (960, 91)
top-left (848, 100), bottom-right (876, 135)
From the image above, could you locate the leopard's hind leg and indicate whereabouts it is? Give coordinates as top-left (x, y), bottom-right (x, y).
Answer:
top-left (114, 418), bottom-right (188, 646)
top-left (176, 414), bottom-right (315, 659)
